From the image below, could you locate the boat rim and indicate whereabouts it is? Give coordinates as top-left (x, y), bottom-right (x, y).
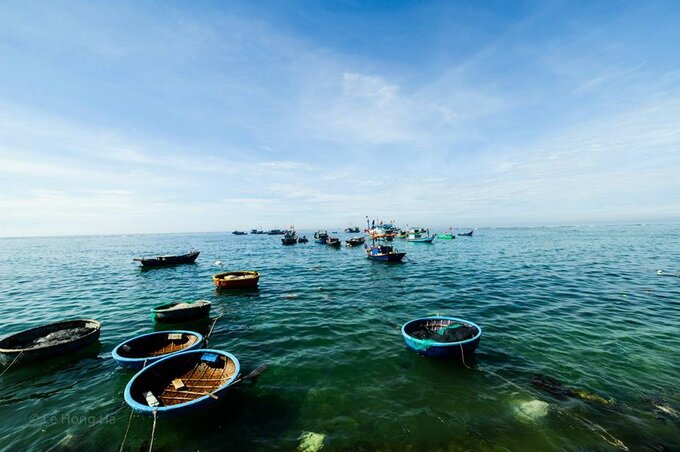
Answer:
top-left (0, 319), bottom-right (101, 353)
top-left (150, 300), bottom-right (211, 313)
top-left (401, 316), bottom-right (482, 347)
top-left (111, 330), bottom-right (205, 364)
top-left (123, 348), bottom-right (240, 414)
top-left (213, 271), bottom-right (259, 280)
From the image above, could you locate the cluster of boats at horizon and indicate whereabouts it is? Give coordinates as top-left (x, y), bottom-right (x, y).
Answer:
top-left (232, 221), bottom-right (475, 263)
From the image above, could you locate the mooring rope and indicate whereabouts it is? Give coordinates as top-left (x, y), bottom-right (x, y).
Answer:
top-left (0, 351), bottom-right (23, 378)
top-left (118, 410), bottom-right (134, 452)
top-left (148, 410), bottom-right (158, 452)
top-left (456, 343), bottom-right (627, 450)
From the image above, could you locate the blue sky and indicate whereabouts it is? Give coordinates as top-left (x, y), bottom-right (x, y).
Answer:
top-left (1, 0), bottom-right (679, 236)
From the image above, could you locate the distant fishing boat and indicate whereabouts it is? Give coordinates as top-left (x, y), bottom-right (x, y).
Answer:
top-left (267, 229), bottom-right (285, 235)
top-left (437, 233), bottom-right (455, 239)
top-left (281, 229), bottom-right (298, 245)
top-left (124, 349), bottom-right (240, 417)
top-left (0, 319), bottom-right (101, 365)
top-left (297, 236), bottom-right (308, 243)
top-left (213, 271), bottom-right (260, 289)
top-left (345, 226), bottom-right (360, 233)
top-left (406, 233), bottom-right (435, 243)
top-left (112, 331), bottom-right (205, 369)
top-left (327, 237), bottom-right (341, 248)
top-left (232, 231), bottom-right (247, 235)
top-left (346, 237), bottom-right (366, 247)
top-left (151, 300), bottom-right (211, 323)
top-left (133, 251), bottom-right (199, 268)
top-left (314, 230), bottom-right (328, 244)
top-left (364, 243), bottom-right (406, 262)
top-left (402, 316), bottom-right (482, 358)
top-left (457, 230), bottom-right (474, 237)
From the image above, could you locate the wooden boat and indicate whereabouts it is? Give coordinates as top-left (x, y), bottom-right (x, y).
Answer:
top-left (326, 237), bottom-right (341, 248)
top-left (0, 319), bottom-right (101, 365)
top-left (151, 300), bottom-right (211, 323)
top-left (401, 316), bottom-right (482, 358)
top-left (406, 234), bottom-right (435, 243)
top-left (365, 244), bottom-right (406, 262)
top-left (124, 349), bottom-right (240, 417)
top-left (133, 251), bottom-right (199, 268)
top-left (437, 233), bottom-right (455, 239)
top-left (346, 237), bottom-right (366, 247)
top-left (232, 231), bottom-right (247, 235)
top-left (112, 331), bottom-right (204, 369)
top-left (313, 230), bottom-right (328, 244)
top-left (458, 230), bottom-right (474, 237)
top-left (345, 226), bottom-right (360, 233)
top-left (297, 236), bottom-right (308, 243)
top-left (267, 229), bottom-right (285, 235)
top-left (213, 271), bottom-right (260, 289)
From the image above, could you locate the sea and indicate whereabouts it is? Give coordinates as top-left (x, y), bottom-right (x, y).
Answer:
top-left (0, 225), bottom-right (679, 451)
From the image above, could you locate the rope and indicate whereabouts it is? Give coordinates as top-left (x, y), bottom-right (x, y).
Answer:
top-left (148, 410), bottom-right (158, 452)
top-left (458, 351), bottom-right (626, 450)
top-left (118, 410), bottom-right (134, 452)
top-left (0, 351), bottom-right (23, 378)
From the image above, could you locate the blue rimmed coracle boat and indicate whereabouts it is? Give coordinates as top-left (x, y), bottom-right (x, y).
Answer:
top-left (401, 316), bottom-right (482, 358)
top-left (112, 330), bottom-right (204, 369)
top-left (124, 349), bottom-right (240, 417)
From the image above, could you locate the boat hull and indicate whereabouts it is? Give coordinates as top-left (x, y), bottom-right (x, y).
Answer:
top-left (134, 251), bottom-right (200, 267)
top-left (366, 252), bottom-right (406, 262)
top-left (401, 316), bottom-right (482, 358)
top-left (112, 331), bottom-right (205, 369)
top-left (0, 319), bottom-right (101, 365)
top-left (213, 271), bottom-right (260, 289)
top-left (124, 349), bottom-right (240, 417)
top-left (151, 301), bottom-right (211, 323)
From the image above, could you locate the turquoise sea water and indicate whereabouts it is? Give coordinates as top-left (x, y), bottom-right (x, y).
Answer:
top-left (0, 225), bottom-right (679, 451)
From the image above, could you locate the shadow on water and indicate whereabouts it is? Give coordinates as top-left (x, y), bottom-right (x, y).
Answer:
top-left (215, 288), bottom-right (261, 298)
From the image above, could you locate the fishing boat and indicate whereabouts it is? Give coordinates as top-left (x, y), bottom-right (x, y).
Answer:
top-left (112, 331), bottom-right (205, 369)
top-left (232, 231), bottom-right (247, 235)
top-left (213, 271), bottom-right (260, 289)
top-left (326, 237), bottom-right (341, 248)
top-left (437, 233), bottom-right (454, 239)
top-left (401, 316), bottom-right (482, 358)
top-left (124, 349), bottom-right (240, 417)
top-left (281, 230), bottom-right (298, 245)
top-left (133, 251), bottom-right (200, 268)
top-left (345, 226), bottom-right (360, 233)
top-left (406, 233), bottom-right (435, 243)
top-left (458, 230), bottom-right (474, 237)
top-left (151, 300), bottom-right (212, 323)
top-left (364, 243), bottom-right (406, 262)
top-left (297, 236), bottom-right (308, 243)
top-left (267, 229), bottom-right (285, 235)
top-left (346, 237), bottom-right (366, 247)
top-left (314, 230), bottom-right (328, 244)
top-left (0, 319), bottom-right (101, 365)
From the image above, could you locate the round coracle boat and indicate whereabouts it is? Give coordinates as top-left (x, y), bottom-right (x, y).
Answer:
top-left (401, 316), bottom-right (482, 358)
top-left (213, 271), bottom-right (260, 289)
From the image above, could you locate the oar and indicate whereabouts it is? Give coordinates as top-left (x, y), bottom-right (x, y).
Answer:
top-left (233, 364), bottom-right (268, 385)
top-left (204, 315), bottom-right (222, 346)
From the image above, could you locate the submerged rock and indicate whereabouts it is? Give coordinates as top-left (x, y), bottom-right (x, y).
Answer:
top-left (513, 399), bottom-right (549, 422)
top-left (298, 431), bottom-right (326, 452)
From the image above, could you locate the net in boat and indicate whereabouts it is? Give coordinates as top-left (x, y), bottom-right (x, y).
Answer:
top-left (407, 321), bottom-right (478, 349)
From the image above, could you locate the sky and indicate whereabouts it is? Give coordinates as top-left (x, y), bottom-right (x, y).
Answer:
top-left (0, 0), bottom-right (679, 237)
